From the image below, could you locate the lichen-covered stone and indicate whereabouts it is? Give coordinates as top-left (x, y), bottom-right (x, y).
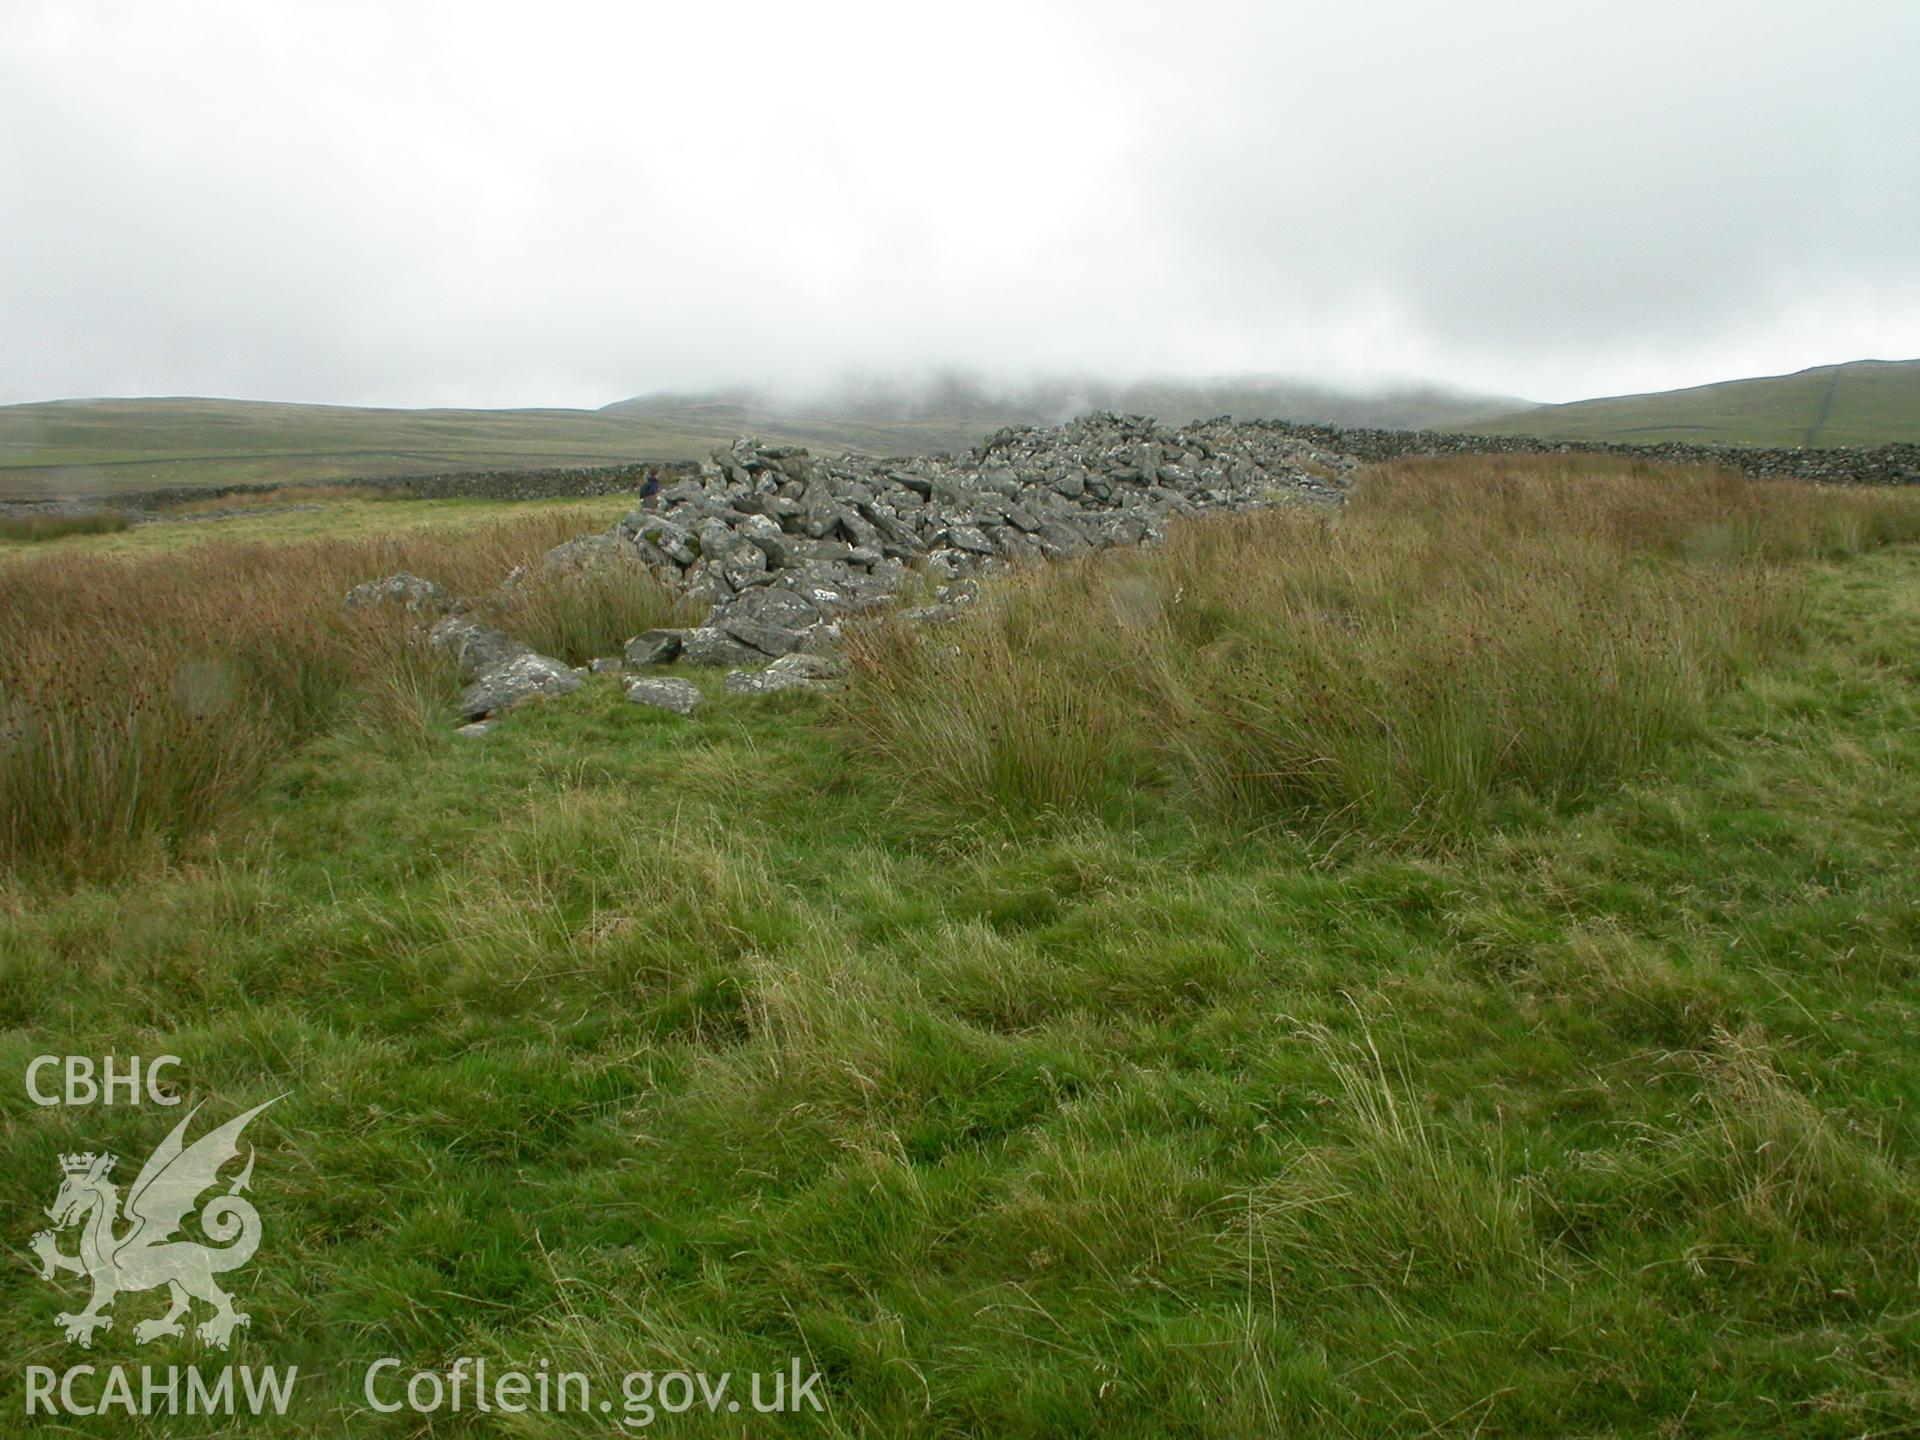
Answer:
top-left (624, 676), bottom-right (703, 715)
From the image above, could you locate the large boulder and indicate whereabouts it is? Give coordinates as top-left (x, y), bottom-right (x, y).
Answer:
top-left (456, 652), bottom-right (583, 720)
top-left (679, 627), bottom-right (763, 667)
top-left (540, 532), bottom-right (636, 575)
top-left (428, 614), bottom-right (531, 677)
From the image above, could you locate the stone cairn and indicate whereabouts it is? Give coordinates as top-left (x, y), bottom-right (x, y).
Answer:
top-left (344, 412), bottom-right (1355, 730)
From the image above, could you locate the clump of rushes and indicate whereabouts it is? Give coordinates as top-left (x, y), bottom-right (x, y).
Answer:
top-left (0, 511), bottom-right (131, 542)
top-left (0, 508), bottom-right (686, 880)
top-left (842, 455), bottom-right (1920, 843)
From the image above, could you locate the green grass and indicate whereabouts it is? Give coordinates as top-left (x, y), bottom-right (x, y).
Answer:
top-left (2, 464), bottom-right (1919, 1434)
top-left (1465, 358), bottom-right (1920, 447)
top-left (0, 493), bottom-right (632, 562)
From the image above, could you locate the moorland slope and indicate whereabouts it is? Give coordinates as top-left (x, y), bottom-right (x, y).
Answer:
top-left (1466, 358), bottom-right (1920, 447)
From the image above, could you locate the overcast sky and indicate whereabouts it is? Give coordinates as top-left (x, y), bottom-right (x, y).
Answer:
top-left (2, 0), bottom-right (1915, 409)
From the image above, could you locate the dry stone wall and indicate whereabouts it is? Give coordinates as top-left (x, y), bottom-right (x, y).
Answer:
top-left (1234, 421), bottom-right (1920, 486)
top-left (106, 461), bottom-right (701, 512)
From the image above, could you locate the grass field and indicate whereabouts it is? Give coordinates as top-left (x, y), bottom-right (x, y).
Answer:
top-left (1467, 358), bottom-right (1920, 447)
top-left (0, 398), bottom-right (764, 501)
top-left (0, 493), bottom-right (632, 562)
top-left (4, 460), bottom-right (1920, 1435)
top-left (0, 381), bottom-right (1532, 502)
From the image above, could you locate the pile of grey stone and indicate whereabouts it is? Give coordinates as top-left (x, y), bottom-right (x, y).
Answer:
top-left (343, 412), bottom-right (1354, 731)
top-left (596, 410), bottom-right (1350, 665)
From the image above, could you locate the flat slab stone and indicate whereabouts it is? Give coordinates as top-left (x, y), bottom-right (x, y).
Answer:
top-left (722, 654), bottom-right (839, 695)
top-left (720, 617), bottom-right (806, 657)
top-left (624, 676), bottom-right (703, 715)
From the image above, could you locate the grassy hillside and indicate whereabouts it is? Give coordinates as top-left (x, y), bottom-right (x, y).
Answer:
top-left (1466, 358), bottom-right (1920, 447)
top-left (9, 359), bottom-right (1912, 503)
top-left (4, 460), bottom-right (1920, 1434)
top-left (0, 377), bottom-right (1528, 501)
top-left (0, 398), bottom-right (771, 501)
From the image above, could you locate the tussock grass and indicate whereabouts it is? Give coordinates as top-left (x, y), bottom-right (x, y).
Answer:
top-left (0, 509), bottom-right (131, 542)
top-left (845, 456), bottom-right (1920, 839)
top-left (474, 558), bottom-right (698, 667)
top-left (0, 508), bottom-right (677, 879)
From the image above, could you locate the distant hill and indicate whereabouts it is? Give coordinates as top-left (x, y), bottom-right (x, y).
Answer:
top-left (0, 377), bottom-right (1528, 500)
top-left (604, 374), bottom-right (1530, 456)
top-left (1462, 360), bottom-right (1920, 448)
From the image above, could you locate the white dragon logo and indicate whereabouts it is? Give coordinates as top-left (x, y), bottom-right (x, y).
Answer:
top-left (29, 1098), bottom-right (279, 1350)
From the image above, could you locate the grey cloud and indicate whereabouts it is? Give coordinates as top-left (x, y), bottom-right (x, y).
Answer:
top-left (1, 0), bottom-right (1914, 409)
